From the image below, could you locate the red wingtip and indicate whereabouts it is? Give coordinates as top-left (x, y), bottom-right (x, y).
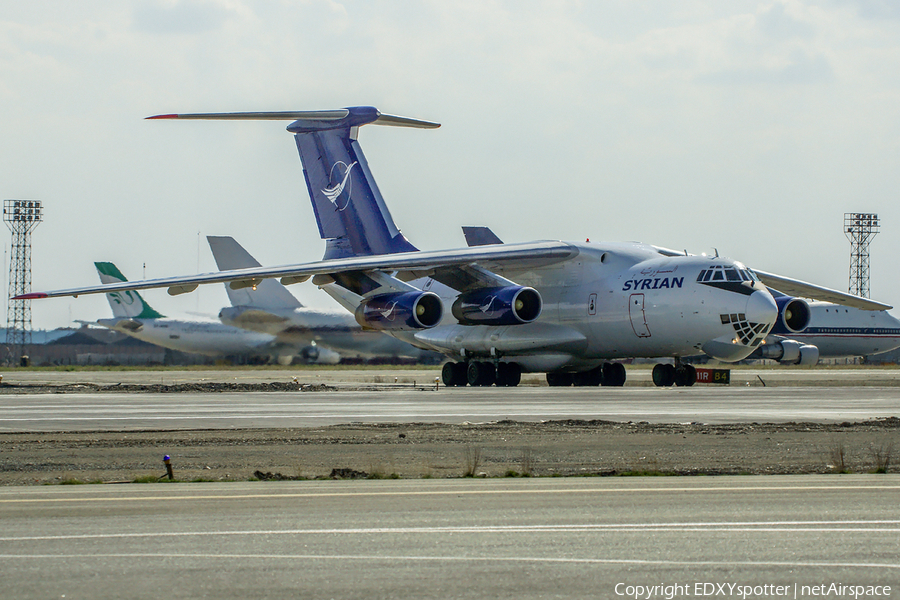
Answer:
top-left (145, 114), bottom-right (179, 120)
top-left (13, 292), bottom-right (49, 300)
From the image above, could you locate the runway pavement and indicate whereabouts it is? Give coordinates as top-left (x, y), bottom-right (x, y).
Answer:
top-left (2, 369), bottom-right (897, 598)
top-left (1, 385), bottom-right (898, 432)
top-left (0, 475), bottom-right (896, 599)
top-left (4, 366), bottom-right (900, 387)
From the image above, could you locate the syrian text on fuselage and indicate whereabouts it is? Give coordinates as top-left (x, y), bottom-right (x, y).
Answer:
top-left (622, 277), bottom-right (684, 292)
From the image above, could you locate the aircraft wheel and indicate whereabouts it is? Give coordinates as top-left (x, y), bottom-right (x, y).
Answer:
top-left (546, 372), bottom-right (574, 387)
top-left (574, 366), bottom-right (602, 386)
top-left (442, 362), bottom-right (466, 387)
top-left (467, 361), bottom-right (496, 387)
top-left (496, 362), bottom-right (522, 387)
top-left (652, 363), bottom-right (676, 387)
top-left (674, 364), bottom-right (696, 387)
top-left (601, 362), bottom-right (627, 386)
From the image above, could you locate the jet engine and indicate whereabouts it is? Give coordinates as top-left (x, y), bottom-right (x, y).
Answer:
top-left (300, 344), bottom-right (320, 363)
top-left (756, 339), bottom-right (820, 365)
top-left (770, 297), bottom-right (811, 334)
top-left (355, 291), bottom-right (443, 331)
top-left (451, 286), bottom-right (542, 326)
top-left (298, 344), bottom-right (341, 365)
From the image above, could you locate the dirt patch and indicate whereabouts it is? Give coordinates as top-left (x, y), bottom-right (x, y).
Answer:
top-left (2, 418), bottom-right (897, 485)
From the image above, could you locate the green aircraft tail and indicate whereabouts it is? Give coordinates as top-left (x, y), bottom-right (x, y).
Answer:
top-left (94, 262), bottom-right (165, 319)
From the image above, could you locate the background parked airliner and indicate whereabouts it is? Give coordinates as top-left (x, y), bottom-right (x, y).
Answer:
top-left (21, 107), bottom-right (891, 388)
top-left (91, 262), bottom-right (294, 363)
top-left (208, 235), bottom-right (440, 362)
top-left (752, 299), bottom-right (900, 364)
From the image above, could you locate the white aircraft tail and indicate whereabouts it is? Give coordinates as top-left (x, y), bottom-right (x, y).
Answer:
top-left (207, 236), bottom-right (303, 310)
top-left (94, 262), bottom-right (164, 319)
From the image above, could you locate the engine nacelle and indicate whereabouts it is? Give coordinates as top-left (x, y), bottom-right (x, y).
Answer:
top-left (797, 344), bottom-right (819, 365)
top-left (770, 297), bottom-right (811, 334)
top-left (298, 344), bottom-right (341, 365)
top-left (300, 344), bottom-right (319, 363)
top-left (451, 286), bottom-right (542, 326)
top-left (355, 291), bottom-right (443, 331)
top-left (757, 339), bottom-right (820, 365)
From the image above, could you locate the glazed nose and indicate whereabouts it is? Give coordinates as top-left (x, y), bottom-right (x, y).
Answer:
top-left (745, 289), bottom-right (777, 325)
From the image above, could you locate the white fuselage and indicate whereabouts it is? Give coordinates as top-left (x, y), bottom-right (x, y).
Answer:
top-left (97, 317), bottom-right (277, 357)
top-left (782, 302), bottom-right (900, 357)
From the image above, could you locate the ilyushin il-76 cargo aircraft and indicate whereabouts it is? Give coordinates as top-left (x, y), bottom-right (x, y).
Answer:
top-left (19, 107), bottom-right (892, 387)
top-left (462, 227), bottom-right (900, 365)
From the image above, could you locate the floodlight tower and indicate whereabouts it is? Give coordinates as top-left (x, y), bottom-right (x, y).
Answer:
top-left (4, 199), bottom-right (43, 361)
top-left (844, 212), bottom-right (879, 299)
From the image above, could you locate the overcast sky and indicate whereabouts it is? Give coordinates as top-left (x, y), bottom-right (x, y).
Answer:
top-left (2, 1), bottom-right (900, 330)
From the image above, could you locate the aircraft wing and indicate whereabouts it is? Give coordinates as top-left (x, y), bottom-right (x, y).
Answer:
top-left (19, 241), bottom-right (579, 300)
top-left (754, 270), bottom-right (892, 311)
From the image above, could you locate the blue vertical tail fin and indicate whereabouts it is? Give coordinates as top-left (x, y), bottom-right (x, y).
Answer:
top-left (289, 107), bottom-right (437, 258)
top-left (148, 107), bottom-right (439, 259)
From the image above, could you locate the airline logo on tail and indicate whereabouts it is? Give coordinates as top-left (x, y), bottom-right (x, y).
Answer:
top-left (94, 262), bottom-right (164, 320)
top-left (109, 290), bottom-right (139, 307)
top-left (322, 161), bottom-right (357, 211)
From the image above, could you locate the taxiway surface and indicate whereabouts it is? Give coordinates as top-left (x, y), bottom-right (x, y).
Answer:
top-left (1, 476), bottom-right (897, 599)
top-left (2, 386), bottom-right (899, 432)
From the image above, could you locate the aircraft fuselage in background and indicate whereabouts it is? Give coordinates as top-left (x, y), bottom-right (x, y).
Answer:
top-left (97, 317), bottom-right (276, 358)
top-left (218, 304), bottom-right (438, 360)
top-left (754, 301), bottom-right (900, 363)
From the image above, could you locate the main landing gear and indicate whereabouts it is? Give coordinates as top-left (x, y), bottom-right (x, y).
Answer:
top-left (441, 361), bottom-right (522, 387)
top-left (545, 362), bottom-right (627, 387)
top-left (443, 360), bottom-right (696, 388)
top-left (651, 362), bottom-right (696, 387)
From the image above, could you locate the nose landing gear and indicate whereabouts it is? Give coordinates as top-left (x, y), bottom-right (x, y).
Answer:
top-left (652, 361), bottom-right (696, 387)
top-left (441, 361), bottom-right (468, 387)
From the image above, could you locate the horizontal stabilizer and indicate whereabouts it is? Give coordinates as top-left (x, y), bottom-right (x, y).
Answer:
top-left (754, 270), bottom-right (893, 311)
top-left (147, 110), bottom-right (350, 121)
top-left (147, 107), bottom-right (440, 130)
top-left (372, 113), bottom-right (441, 129)
top-left (97, 317), bottom-right (144, 333)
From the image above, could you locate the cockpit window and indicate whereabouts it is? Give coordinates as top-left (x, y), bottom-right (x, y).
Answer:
top-left (698, 265), bottom-right (759, 285)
